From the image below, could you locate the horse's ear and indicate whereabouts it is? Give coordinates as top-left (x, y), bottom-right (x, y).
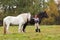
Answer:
top-left (44, 11), bottom-right (46, 13)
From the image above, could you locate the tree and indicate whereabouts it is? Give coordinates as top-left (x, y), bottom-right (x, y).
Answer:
top-left (42, 0), bottom-right (59, 25)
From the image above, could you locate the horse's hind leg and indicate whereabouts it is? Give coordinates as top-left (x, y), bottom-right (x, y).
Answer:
top-left (3, 22), bottom-right (6, 34)
top-left (6, 24), bottom-right (10, 33)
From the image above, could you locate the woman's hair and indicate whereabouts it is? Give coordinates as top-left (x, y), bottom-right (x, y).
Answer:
top-left (35, 15), bottom-right (38, 18)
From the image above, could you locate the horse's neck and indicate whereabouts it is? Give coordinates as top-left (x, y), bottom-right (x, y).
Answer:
top-left (17, 14), bottom-right (28, 22)
top-left (16, 14), bottom-right (23, 18)
top-left (17, 13), bottom-right (27, 17)
top-left (39, 16), bottom-right (44, 21)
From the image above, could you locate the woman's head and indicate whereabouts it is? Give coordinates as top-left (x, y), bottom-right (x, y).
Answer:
top-left (35, 15), bottom-right (38, 18)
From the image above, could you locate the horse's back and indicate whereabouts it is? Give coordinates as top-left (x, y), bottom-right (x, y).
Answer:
top-left (3, 16), bottom-right (17, 23)
top-left (3, 16), bottom-right (24, 25)
top-left (3, 16), bottom-right (15, 21)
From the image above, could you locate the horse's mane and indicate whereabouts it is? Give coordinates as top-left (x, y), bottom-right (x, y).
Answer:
top-left (17, 12), bottom-right (30, 17)
top-left (17, 13), bottom-right (24, 17)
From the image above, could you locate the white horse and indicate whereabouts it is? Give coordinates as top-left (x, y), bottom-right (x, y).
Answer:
top-left (3, 12), bottom-right (31, 34)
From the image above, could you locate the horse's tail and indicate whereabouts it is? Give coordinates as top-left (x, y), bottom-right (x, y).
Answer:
top-left (3, 20), bottom-right (6, 34)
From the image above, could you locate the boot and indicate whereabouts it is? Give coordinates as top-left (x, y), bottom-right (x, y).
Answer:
top-left (35, 29), bottom-right (38, 32)
top-left (38, 29), bottom-right (40, 32)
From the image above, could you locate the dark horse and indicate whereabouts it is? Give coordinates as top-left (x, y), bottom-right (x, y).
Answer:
top-left (22, 11), bottom-right (48, 32)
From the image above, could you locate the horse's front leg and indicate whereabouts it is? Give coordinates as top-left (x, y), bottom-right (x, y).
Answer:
top-left (18, 24), bottom-right (22, 33)
top-left (23, 23), bottom-right (28, 32)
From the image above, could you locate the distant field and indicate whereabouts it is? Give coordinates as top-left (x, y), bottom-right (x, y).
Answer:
top-left (0, 25), bottom-right (60, 40)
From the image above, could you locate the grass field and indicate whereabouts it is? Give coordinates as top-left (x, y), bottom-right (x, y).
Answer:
top-left (0, 25), bottom-right (60, 40)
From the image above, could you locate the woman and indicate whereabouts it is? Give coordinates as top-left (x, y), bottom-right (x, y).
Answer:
top-left (33, 15), bottom-right (40, 32)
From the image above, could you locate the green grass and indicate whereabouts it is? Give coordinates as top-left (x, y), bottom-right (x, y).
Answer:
top-left (0, 25), bottom-right (60, 40)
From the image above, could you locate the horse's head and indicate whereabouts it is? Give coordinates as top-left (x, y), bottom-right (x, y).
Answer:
top-left (27, 12), bottom-right (31, 21)
top-left (39, 11), bottom-right (48, 18)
